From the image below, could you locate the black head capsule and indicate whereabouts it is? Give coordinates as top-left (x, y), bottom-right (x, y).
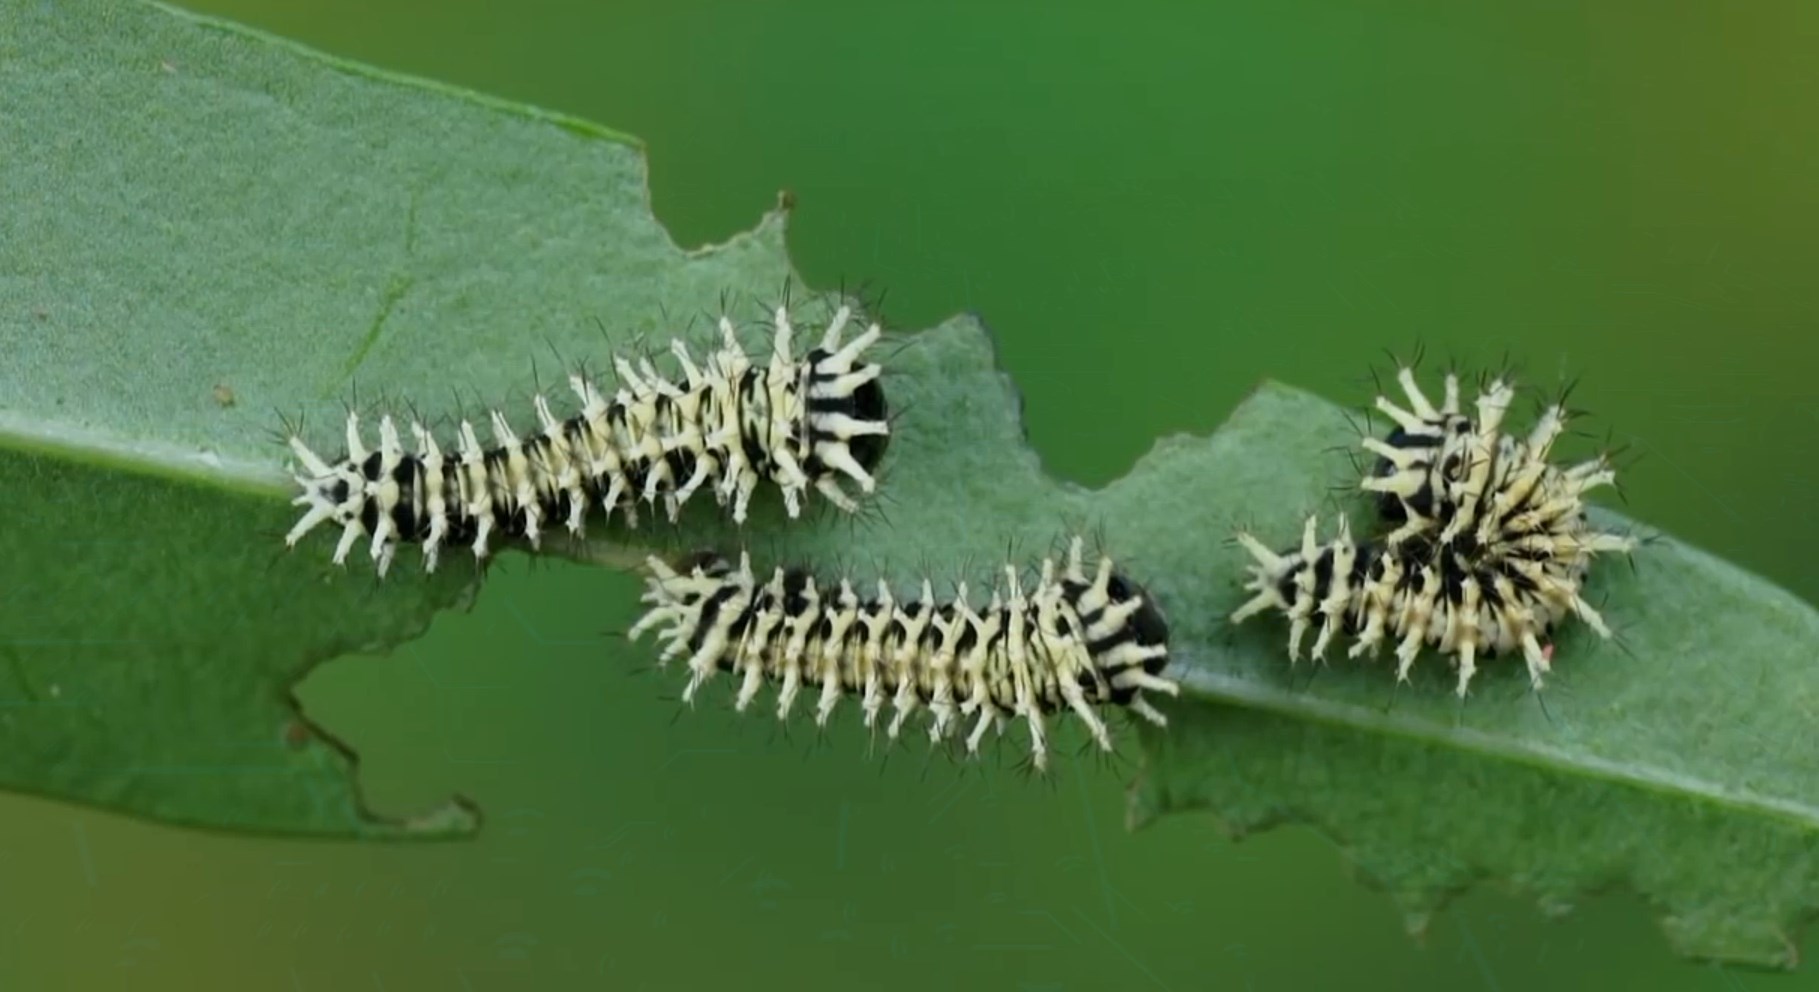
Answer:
top-left (846, 373), bottom-right (891, 474)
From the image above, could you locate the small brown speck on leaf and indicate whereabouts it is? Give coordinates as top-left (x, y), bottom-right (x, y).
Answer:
top-left (212, 383), bottom-right (236, 408)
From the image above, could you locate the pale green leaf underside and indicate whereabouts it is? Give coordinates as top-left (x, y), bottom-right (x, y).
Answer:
top-left (3, 0), bottom-right (1816, 969)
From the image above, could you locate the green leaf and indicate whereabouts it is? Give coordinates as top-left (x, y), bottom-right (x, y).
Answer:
top-left (1, 0), bottom-right (808, 838)
top-left (1123, 384), bottom-right (1819, 971)
top-left (5, 0), bottom-right (1815, 970)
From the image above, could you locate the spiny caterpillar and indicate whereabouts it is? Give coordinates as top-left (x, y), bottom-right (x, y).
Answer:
top-left (1233, 364), bottom-right (1637, 695)
top-left (1231, 513), bottom-right (1628, 695)
top-left (627, 538), bottom-right (1180, 772)
top-left (282, 300), bottom-right (890, 576)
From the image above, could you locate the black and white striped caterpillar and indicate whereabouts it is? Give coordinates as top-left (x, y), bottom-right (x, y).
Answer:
top-left (282, 301), bottom-right (891, 576)
top-left (627, 537), bottom-right (1179, 772)
top-left (1232, 495), bottom-right (1634, 694)
top-left (1235, 364), bottom-right (1636, 695)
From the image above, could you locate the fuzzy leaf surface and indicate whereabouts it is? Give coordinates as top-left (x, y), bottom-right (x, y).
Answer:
top-left (4, 5), bottom-right (1815, 971)
top-left (1125, 385), bottom-right (1819, 971)
top-left (0, 0), bottom-right (805, 838)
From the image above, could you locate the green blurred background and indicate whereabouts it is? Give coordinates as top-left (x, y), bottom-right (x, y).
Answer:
top-left (5, 1), bottom-right (1815, 988)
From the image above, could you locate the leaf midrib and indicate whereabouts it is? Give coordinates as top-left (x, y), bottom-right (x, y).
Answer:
top-left (0, 410), bottom-right (288, 497)
top-left (1175, 666), bottom-right (1819, 829)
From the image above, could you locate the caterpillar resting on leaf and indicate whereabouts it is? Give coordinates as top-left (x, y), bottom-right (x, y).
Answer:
top-left (628, 537), bottom-right (1179, 772)
top-left (1235, 364), bottom-right (1636, 695)
top-left (282, 301), bottom-right (891, 576)
top-left (1232, 505), bottom-right (1633, 696)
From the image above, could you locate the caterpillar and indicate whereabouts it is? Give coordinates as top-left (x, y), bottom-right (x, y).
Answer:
top-left (282, 300), bottom-right (891, 576)
top-left (626, 537), bottom-right (1180, 772)
top-left (1237, 363), bottom-right (1639, 695)
top-left (1230, 509), bottom-right (1633, 696)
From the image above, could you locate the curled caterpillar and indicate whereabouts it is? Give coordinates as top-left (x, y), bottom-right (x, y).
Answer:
top-left (1360, 365), bottom-right (1628, 556)
top-left (1231, 511), bottom-right (1633, 696)
top-left (283, 301), bottom-right (891, 576)
top-left (627, 538), bottom-right (1180, 772)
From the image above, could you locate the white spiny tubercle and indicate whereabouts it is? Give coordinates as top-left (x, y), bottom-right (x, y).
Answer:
top-left (858, 580), bottom-right (894, 728)
top-left (1285, 515), bottom-right (1323, 661)
top-left (816, 366), bottom-right (882, 401)
top-left (816, 444), bottom-right (876, 493)
top-left (828, 325), bottom-right (880, 372)
top-left (818, 304), bottom-right (852, 347)
top-left (365, 415), bottom-right (406, 573)
top-left (770, 306), bottom-right (795, 368)
top-left (331, 511), bottom-right (362, 567)
top-left (813, 477), bottom-right (859, 514)
top-left (1374, 395), bottom-right (1435, 437)
top-left (612, 355), bottom-right (647, 394)
top-left (1310, 516), bottom-right (1356, 661)
top-left (1526, 404), bottom-right (1567, 459)
top-left (670, 339), bottom-right (703, 385)
top-left (287, 435), bottom-right (334, 479)
top-left (1395, 367), bottom-right (1440, 422)
top-left (344, 411), bottom-right (366, 463)
top-left (409, 421), bottom-right (450, 572)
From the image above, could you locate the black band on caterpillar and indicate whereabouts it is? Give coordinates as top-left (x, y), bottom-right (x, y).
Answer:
top-left (1360, 367), bottom-right (1490, 544)
top-left (627, 537), bottom-right (1179, 772)
top-left (1361, 366), bottom-right (1628, 557)
top-left (1231, 510), bottom-right (1634, 697)
top-left (283, 301), bottom-right (891, 576)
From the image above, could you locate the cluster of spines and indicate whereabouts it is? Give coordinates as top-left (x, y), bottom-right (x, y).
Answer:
top-left (627, 537), bottom-right (1180, 772)
top-left (1232, 364), bottom-right (1637, 695)
top-left (282, 300), bottom-right (891, 576)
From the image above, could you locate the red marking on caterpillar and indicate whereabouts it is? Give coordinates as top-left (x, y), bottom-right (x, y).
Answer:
top-left (628, 537), bottom-right (1179, 772)
top-left (282, 301), bottom-right (890, 576)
